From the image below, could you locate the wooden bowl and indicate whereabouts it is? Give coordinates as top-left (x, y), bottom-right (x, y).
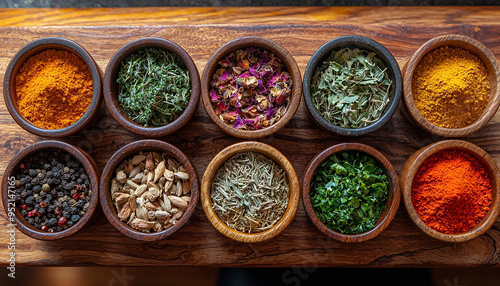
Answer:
top-left (303, 35), bottom-right (402, 136)
top-left (103, 37), bottom-right (200, 137)
top-left (1, 141), bottom-right (100, 240)
top-left (201, 141), bottom-right (300, 242)
top-left (302, 143), bottom-right (400, 243)
top-left (400, 140), bottom-right (500, 242)
top-left (99, 139), bottom-right (199, 241)
top-left (402, 34), bottom-right (500, 137)
top-left (201, 37), bottom-right (302, 139)
top-left (3, 37), bottom-right (103, 138)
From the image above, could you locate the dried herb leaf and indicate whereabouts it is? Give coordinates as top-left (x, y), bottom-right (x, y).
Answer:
top-left (311, 48), bottom-right (392, 129)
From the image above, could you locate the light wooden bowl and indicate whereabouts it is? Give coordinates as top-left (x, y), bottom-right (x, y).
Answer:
top-left (402, 34), bottom-right (500, 137)
top-left (99, 139), bottom-right (199, 241)
top-left (302, 143), bottom-right (400, 243)
top-left (400, 140), bottom-right (500, 243)
top-left (103, 37), bottom-right (200, 137)
top-left (201, 37), bottom-right (302, 139)
top-left (201, 141), bottom-right (300, 242)
top-left (303, 35), bottom-right (402, 136)
top-left (3, 37), bottom-right (103, 138)
top-left (1, 141), bottom-right (100, 240)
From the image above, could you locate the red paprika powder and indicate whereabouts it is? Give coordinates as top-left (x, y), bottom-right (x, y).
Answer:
top-left (411, 149), bottom-right (492, 234)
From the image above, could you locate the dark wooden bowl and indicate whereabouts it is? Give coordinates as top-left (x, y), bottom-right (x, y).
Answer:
top-left (99, 139), bottom-right (199, 241)
top-left (103, 37), bottom-right (200, 137)
top-left (400, 140), bottom-right (500, 242)
top-left (201, 141), bottom-right (300, 242)
top-left (302, 143), bottom-right (400, 243)
top-left (402, 34), bottom-right (500, 137)
top-left (3, 37), bottom-right (103, 138)
top-left (302, 35), bottom-right (402, 136)
top-left (201, 37), bottom-right (302, 139)
top-left (1, 141), bottom-right (100, 240)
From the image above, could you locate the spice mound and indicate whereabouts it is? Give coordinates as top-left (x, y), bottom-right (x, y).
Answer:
top-left (411, 149), bottom-right (492, 234)
top-left (117, 48), bottom-right (191, 127)
top-left (310, 151), bottom-right (389, 234)
top-left (211, 152), bottom-right (290, 233)
top-left (412, 46), bottom-right (490, 128)
top-left (111, 151), bottom-right (192, 233)
top-left (311, 48), bottom-right (392, 129)
top-left (15, 49), bottom-right (93, 129)
top-left (13, 150), bottom-right (92, 233)
top-left (209, 47), bottom-right (293, 130)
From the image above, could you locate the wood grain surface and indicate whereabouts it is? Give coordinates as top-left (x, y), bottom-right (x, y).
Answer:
top-left (0, 8), bottom-right (500, 267)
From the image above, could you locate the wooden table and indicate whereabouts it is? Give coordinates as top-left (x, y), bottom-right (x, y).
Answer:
top-left (1, 7), bottom-right (500, 267)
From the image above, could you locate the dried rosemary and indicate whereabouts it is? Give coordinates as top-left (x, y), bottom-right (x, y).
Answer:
top-left (211, 152), bottom-right (289, 233)
top-left (311, 47), bottom-right (392, 129)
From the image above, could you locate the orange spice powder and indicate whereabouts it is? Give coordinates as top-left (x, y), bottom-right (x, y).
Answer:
top-left (411, 149), bottom-right (492, 234)
top-left (15, 49), bottom-right (93, 129)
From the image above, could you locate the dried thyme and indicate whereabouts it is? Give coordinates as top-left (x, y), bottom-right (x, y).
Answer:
top-left (117, 48), bottom-right (191, 127)
top-left (211, 152), bottom-right (289, 233)
top-left (311, 47), bottom-right (392, 128)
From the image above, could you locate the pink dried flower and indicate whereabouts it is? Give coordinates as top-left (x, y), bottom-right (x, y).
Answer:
top-left (210, 47), bottom-right (292, 129)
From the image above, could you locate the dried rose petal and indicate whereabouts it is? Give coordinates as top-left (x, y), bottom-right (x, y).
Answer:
top-left (221, 111), bottom-right (238, 122)
top-left (210, 90), bottom-right (218, 102)
top-left (209, 47), bottom-right (292, 130)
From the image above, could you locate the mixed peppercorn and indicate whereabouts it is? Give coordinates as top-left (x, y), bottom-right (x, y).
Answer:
top-left (13, 150), bottom-right (92, 232)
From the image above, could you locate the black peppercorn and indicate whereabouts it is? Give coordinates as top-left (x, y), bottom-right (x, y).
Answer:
top-left (26, 196), bottom-right (34, 204)
top-left (15, 150), bottom-right (91, 233)
top-left (71, 214), bottom-right (80, 222)
top-left (28, 169), bottom-right (37, 177)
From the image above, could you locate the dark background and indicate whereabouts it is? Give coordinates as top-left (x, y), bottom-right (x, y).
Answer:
top-left (2, 0), bottom-right (500, 8)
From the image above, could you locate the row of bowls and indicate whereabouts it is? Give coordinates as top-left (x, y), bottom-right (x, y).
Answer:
top-left (4, 34), bottom-right (500, 139)
top-left (3, 138), bottom-right (499, 243)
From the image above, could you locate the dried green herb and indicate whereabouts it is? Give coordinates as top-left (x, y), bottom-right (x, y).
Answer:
top-left (310, 151), bottom-right (389, 234)
top-left (211, 152), bottom-right (289, 233)
top-left (311, 48), bottom-right (392, 129)
top-left (117, 48), bottom-right (191, 127)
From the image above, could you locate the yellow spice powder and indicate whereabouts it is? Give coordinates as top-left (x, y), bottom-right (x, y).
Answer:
top-left (411, 46), bottom-right (490, 128)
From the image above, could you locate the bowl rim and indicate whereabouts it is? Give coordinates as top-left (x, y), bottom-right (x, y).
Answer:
top-left (200, 36), bottom-right (302, 139)
top-left (103, 37), bottom-right (201, 137)
top-left (302, 35), bottom-right (403, 136)
top-left (400, 139), bottom-right (500, 242)
top-left (3, 37), bottom-right (103, 138)
top-left (302, 142), bottom-right (401, 243)
top-left (99, 139), bottom-right (199, 241)
top-left (402, 34), bottom-right (500, 137)
top-left (1, 140), bottom-right (100, 240)
top-left (200, 141), bottom-right (300, 243)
